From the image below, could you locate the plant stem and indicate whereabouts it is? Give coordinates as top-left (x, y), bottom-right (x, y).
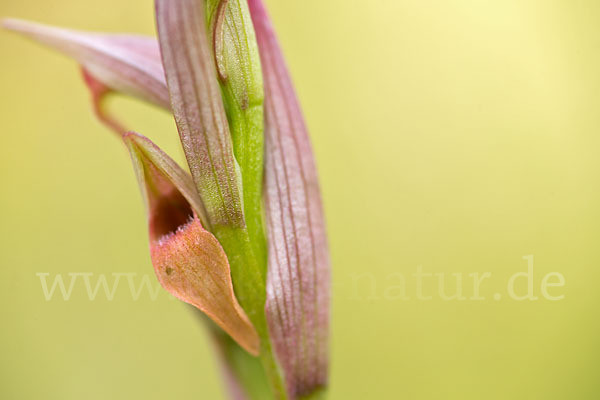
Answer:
top-left (213, 225), bottom-right (287, 399)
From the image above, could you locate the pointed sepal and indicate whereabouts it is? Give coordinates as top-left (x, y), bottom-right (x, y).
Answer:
top-left (249, 0), bottom-right (331, 398)
top-left (2, 18), bottom-right (169, 108)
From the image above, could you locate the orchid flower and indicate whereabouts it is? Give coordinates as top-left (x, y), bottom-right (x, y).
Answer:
top-left (4, 0), bottom-right (329, 399)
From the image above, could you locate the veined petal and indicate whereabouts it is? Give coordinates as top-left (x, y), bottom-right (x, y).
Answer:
top-left (248, 1), bottom-right (330, 398)
top-left (124, 132), bottom-right (259, 356)
top-left (2, 18), bottom-right (169, 109)
top-left (155, 0), bottom-right (244, 228)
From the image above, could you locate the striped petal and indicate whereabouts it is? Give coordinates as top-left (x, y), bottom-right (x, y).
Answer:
top-left (249, 1), bottom-right (331, 398)
top-left (2, 18), bottom-right (169, 109)
top-left (155, 0), bottom-right (244, 228)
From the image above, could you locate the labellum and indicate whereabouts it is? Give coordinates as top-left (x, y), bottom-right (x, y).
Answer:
top-left (124, 132), bottom-right (259, 356)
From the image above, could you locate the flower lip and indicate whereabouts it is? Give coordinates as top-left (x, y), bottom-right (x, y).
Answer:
top-left (122, 131), bottom-right (260, 356)
top-left (150, 217), bottom-right (261, 356)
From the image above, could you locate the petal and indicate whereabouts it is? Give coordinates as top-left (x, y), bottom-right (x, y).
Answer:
top-left (155, 0), bottom-right (245, 228)
top-left (124, 132), bottom-right (259, 355)
top-left (248, 1), bottom-right (331, 398)
top-left (2, 18), bottom-right (169, 109)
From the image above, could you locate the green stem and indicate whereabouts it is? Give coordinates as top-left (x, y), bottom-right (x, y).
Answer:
top-left (204, 1), bottom-right (284, 397)
top-left (259, 334), bottom-right (287, 400)
top-left (213, 225), bottom-right (287, 399)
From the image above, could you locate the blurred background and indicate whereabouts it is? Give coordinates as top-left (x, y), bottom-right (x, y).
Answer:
top-left (1, 0), bottom-right (599, 398)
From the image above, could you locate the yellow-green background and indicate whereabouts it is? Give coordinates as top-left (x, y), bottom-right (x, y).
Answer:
top-left (1, 0), bottom-right (599, 398)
